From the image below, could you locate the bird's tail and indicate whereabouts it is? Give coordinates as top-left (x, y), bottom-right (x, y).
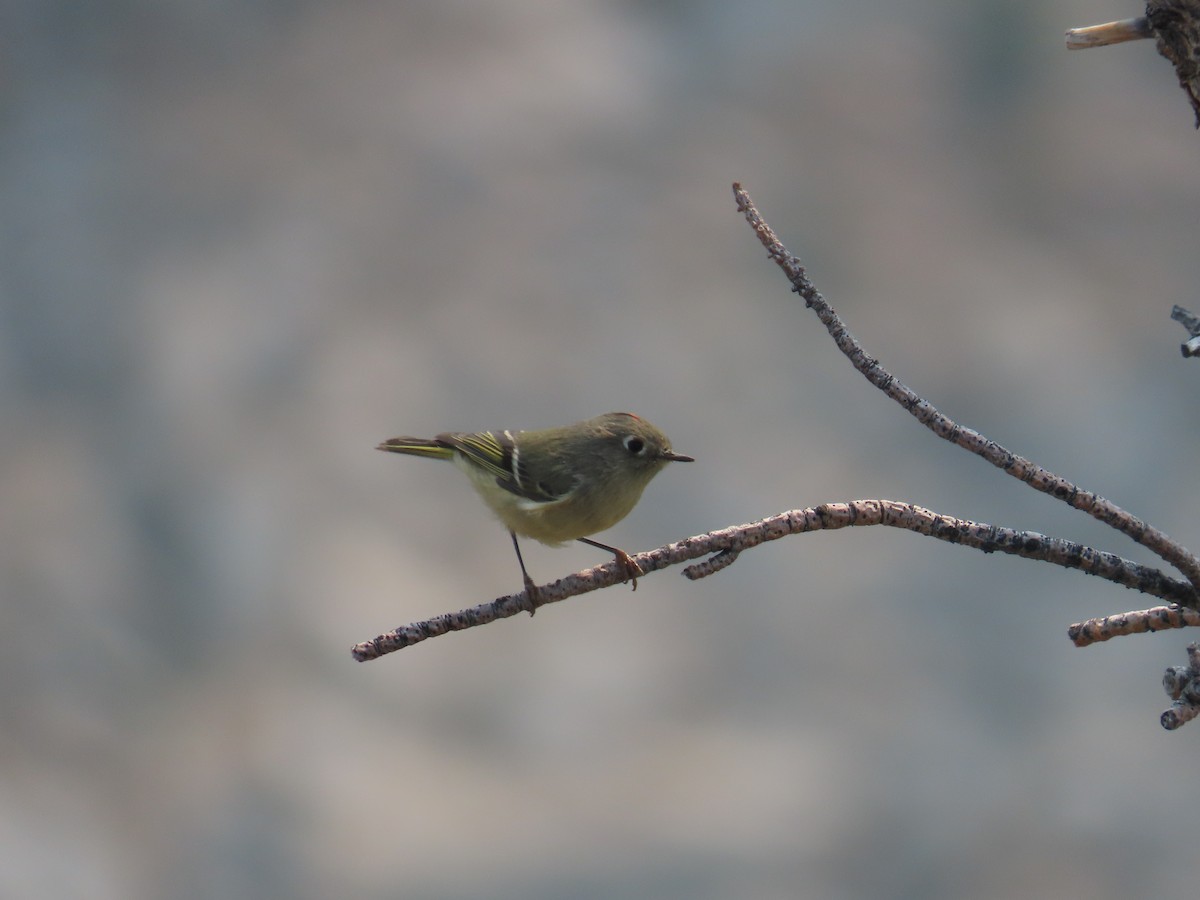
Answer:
top-left (375, 436), bottom-right (456, 460)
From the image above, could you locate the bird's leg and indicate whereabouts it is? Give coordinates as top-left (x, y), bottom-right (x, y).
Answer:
top-left (509, 532), bottom-right (539, 615)
top-left (576, 537), bottom-right (643, 591)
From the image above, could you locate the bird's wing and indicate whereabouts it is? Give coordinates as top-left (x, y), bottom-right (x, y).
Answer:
top-left (442, 431), bottom-right (573, 505)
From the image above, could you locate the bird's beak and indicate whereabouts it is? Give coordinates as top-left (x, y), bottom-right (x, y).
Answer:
top-left (662, 451), bottom-right (695, 462)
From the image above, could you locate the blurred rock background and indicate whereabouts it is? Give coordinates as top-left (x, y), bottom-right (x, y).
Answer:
top-left (3, 1), bottom-right (1199, 897)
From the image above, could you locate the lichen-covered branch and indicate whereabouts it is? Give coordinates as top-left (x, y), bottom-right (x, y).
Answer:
top-left (732, 182), bottom-right (1200, 595)
top-left (1161, 643), bottom-right (1200, 729)
top-left (1068, 604), bottom-right (1200, 646)
top-left (1147, 0), bottom-right (1200, 126)
top-left (352, 501), bottom-right (1194, 661)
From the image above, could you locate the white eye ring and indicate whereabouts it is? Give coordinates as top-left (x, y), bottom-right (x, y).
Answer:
top-left (623, 435), bottom-right (646, 455)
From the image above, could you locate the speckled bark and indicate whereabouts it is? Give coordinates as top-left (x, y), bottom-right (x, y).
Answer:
top-left (1147, 0), bottom-right (1200, 125)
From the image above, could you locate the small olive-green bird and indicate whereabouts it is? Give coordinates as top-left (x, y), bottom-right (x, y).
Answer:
top-left (377, 412), bottom-right (693, 612)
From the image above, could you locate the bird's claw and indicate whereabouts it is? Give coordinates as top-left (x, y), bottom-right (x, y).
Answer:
top-left (613, 550), bottom-right (643, 591)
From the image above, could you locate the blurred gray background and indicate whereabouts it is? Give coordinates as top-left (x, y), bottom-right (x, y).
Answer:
top-left (4, 1), bottom-right (1199, 897)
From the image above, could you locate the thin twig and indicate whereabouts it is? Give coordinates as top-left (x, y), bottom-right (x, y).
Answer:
top-left (731, 182), bottom-right (1200, 595)
top-left (1065, 18), bottom-right (1153, 49)
top-left (1170, 305), bottom-right (1200, 356)
top-left (352, 501), bottom-right (1194, 660)
top-left (1068, 605), bottom-right (1200, 647)
top-left (1169, 304), bottom-right (1200, 334)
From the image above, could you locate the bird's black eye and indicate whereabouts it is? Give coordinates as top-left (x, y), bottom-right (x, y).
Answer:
top-left (623, 435), bottom-right (645, 455)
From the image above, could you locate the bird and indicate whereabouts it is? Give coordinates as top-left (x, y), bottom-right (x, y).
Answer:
top-left (377, 412), bottom-right (693, 613)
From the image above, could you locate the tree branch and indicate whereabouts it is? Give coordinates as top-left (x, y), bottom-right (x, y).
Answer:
top-left (1066, 2), bottom-right (1200, 127)
top-left (354, 177), bottom-right (1200, 733)
top-left (352, 501), bottom-right (1196, 661)
top-left (731, 182), bottom-right (1200, 595)
top-left (1146, 0), bottom-right (1200, 127)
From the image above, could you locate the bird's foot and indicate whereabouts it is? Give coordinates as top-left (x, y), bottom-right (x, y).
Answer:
top-left (522, 575), bottom-right (540, 616)
top-left (613, 549), bottom-right (643, 591)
